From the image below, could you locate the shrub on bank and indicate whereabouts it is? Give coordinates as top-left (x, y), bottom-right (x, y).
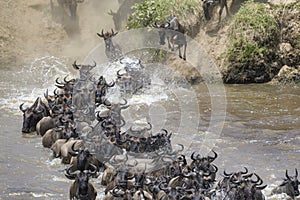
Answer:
top-left (126, 0), bottom-right (202, 34)
top-left (223, 1), bottom-right (280, 83)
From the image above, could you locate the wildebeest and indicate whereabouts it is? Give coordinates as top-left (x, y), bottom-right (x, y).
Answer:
top-left (50, 0), bottom-right (84, 20)
top-left (154, 15), bottom-right (187, 60)
top-left (202, 0), bottom-right (231, 24)
top-left (36, 116), bottom-right (56, 136)
top-left (95, 76), bottom-right (115, 106)
top-left (65, 165), bottom-right (98, 200)
top-left (68, 142), bottom-right (105, 174)
top-left (97, 29), bottom-right (123, 61)
top-left (42, 126), bottom-right (65, 148)
top-left (272, 169), bottom-right (299, 199)
top-left (107, 0), bottom-right (144, 31)
top-left (20, 97), bottom-right (50, 133)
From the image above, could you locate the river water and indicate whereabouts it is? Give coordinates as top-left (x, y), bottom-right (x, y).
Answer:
top-left (0, 55), bottom-right (299, 200)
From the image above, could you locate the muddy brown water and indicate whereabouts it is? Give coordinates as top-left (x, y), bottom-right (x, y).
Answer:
top-left (0, 56), bottom-right (299, 199)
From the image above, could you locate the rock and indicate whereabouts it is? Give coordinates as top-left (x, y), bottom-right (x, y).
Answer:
top-left (279, 43), bottom-right (293, 53)
top-left (274, 65), bottom-right (300, 83)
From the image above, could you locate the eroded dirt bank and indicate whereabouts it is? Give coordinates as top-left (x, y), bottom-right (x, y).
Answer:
top-left (0, 0), bottom-right (299, 84)
top-left (0, 0), bottom-right (119, 67)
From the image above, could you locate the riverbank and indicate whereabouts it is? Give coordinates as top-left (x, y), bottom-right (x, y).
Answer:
top-left (0, 0), bottom-right (299, 84)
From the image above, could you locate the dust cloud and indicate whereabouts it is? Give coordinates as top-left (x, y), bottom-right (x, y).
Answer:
top-left (0, 0), bottom-right (121, 67)
top-left (59, 0), bottom-right (121, 63)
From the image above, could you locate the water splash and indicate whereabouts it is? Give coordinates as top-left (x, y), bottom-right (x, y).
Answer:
top-left (0, 56), bottom-right (73, 113)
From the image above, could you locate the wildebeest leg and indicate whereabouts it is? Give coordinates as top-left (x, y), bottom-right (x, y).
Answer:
top-left (50, 0), bottom-right (54, 12)
top-left (218, 4), bottom-right (224, 24)
top-left (224, 0), bottom-right (230, 17)
top-left (179, 45), bottom-right (183, 59)
top-left (167, 37), bottom-right (173, 50)
top-left (219, 0), bottom-right (229, 24)
top-left (69, 1), bottom-right (77, 20)
top-left (182, 42), bottom-right (187, 60)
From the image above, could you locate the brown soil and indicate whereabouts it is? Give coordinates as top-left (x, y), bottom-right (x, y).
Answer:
top-left (0, 0), bottom-right (119, 67)
top-left (0, 0), bottom-right (298, 83)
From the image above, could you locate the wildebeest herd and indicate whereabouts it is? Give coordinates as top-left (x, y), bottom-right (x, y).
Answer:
top-left (19, 2), bottom-right (299, 199)
top-left (20, 56), bottom-right (299, 199)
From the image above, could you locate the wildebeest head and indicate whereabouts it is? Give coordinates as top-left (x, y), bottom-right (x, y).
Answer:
top-left (65, 164), bottom-right (97, 199)
top-left (72, 61), bottom-right (96, 81)
top-left (19, 97), bottom-right (49, 133)
top-left (280, 169), bottom-right (299, 197)
top-left (70, 142), bottom-right (93, 171)
top-left (97, 29), bottom-right (118, 50)
top-left (202, 0), bottom-right (214, 21)
top-left (153, 22), bottom-right (167, 45)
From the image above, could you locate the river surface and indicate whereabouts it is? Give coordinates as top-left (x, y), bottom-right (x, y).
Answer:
top-left (0, 56), bottom-right (299, 199)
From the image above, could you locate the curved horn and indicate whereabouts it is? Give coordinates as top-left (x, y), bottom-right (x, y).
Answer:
top-left (295, 168), bottom-right (298, 178)
top-left (19, 103), bottom-right (27, 112)
top-left (241, 167), bottom-right (248, 175)
top-left (64, 75), bottom-right (75, 83)
top-left (64, 166), bottom-right (79, 180)
top-left (72, 60), bottom-right (80, 70)
top-left (111, 29), bottom-right (118, 36)
top-left (191, 152), bottom-right (198, 161)
top-left (55, 77), bottom-right (64, 86)
top-left (97, 29), bottom-right (105, 38)
top-left (120, 98), bottom-right (127, 106)
top-left (107, 80), bottom-right (115, 87)
top-left (70, 141), bottom-right (80, 155)
top-left (223, 170), bottom-right (233, 177)
top-left (118, 119), bottom-right (126, 127)
top-left (146, 122), bottom-right (152, 131)
top-left (243, 172), bottom-right (254, 179)
top-left (286, 170), bottom-right (291, 180)
top-left (256, 185), bottom-right (267, 190)
top-left (161, 129), bottom-right (168, 136)
top-left (111, 187), bottom-right (124, 197)
top-left (208, 150), bottom-right (218, 162)
top-left (174, 144), bottom-right (184, 154)
top-left (153, 22), bottom-right (159, 28)
top-left (117, 69), bottom-right (125, 78)
top-left (91, 61), bottom-right (96, 68)
top-left (87, 163), bottom-right (98, 176)
top-left (103, 99), bottom-right (111, 107)
top-left (164, 22), bottom-right (171, 28)
top-left (211, 164), bottom-right (218, 173)
top-left (44, 89), bottom-right (49, 100)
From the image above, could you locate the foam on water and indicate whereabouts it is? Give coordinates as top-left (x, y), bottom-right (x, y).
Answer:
top-left (0, 56), bottom-right (74, 113)
top-left (90, 56), bottom-right (194, 107)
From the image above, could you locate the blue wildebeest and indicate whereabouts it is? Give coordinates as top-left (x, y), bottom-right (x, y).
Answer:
top-left (50, 0), bottom-right (84, 20)
top-left (202, 0), bottom-right (231, 24)
top-left (154, 15), bottom-right (187, 60)
top-left (65, 164), bottom-right (98, 200)
top-left (272, 169), bottom-right (299, 199)
top-left (20, 97), bottom-right (50, 133)
top-left (95, 76), bottom-right (115, 106)
top-left (97, 29), bottom-right (123, 61)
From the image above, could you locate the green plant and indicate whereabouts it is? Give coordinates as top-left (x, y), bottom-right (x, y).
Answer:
top-left (126, 0), bottom-right (200, 29)
top-left (224, 1), bottom-right (281, 83)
